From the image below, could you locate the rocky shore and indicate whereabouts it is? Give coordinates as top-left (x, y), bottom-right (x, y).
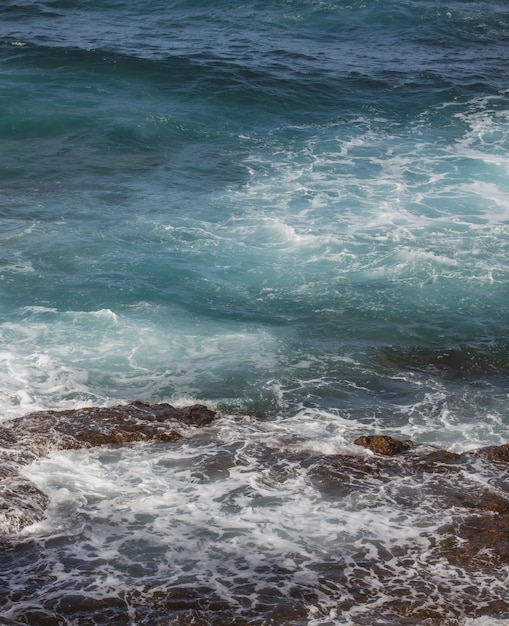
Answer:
top-left (1, 403), bottom-right (508, 624)
top-left (0, 402), bottom-right (217, 535)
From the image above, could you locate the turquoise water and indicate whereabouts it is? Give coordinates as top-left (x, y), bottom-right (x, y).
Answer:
top-left (1, 1), bottom-right (509, 623)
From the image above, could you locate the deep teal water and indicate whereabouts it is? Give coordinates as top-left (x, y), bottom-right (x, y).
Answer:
top-left (1, 2), bottom-right (509, 623)
top-left (1, 0), bottom-right (508, 444)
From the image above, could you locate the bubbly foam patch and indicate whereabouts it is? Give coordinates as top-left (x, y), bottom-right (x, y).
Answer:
top-left (0, 305), bottom-right (281, 420)
top-left (6, 417), bottom-right (507, 624)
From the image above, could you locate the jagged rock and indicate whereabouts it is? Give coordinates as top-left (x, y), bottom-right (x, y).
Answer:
top-left (301, 437), bottom-right (509, 578)
top-left (0, 402), bottom-right (217, 535)
top-left (354, 434), bottom-right (412, 456)
top-left (470, 443), bottom-right (509, 463)
top-left (1, 414), bottom-right (509, 624)
top-left (6, 401), bottom-right (217, 457)
top-left (439, 511), bottom-right (509, 567)
top-left (0, 468), bottom-right (49, 535)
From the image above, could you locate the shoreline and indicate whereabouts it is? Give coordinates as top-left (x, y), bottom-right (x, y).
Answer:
top-left (1, 402), bottom-right (508, 624)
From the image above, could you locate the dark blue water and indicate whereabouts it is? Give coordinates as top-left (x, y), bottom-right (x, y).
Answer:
top-left (1, 1), bottom-right (509, 623)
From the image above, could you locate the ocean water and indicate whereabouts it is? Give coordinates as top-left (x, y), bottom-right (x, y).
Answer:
top-left (1, 0), bottom-right (509, 624)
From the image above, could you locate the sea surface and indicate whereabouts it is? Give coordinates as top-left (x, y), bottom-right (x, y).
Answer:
top-left (1, 0), bottom-right (509, 624)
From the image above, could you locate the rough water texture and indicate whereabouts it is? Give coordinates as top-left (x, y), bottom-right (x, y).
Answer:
top-left (0, 402), bottom-right (216, 533)
top-left (1, 0), bottom-right (509, 623)
top-left (1, 403), bottom-right (509, 624)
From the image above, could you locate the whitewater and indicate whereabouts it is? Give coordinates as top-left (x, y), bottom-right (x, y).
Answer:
top-left (1, 0), bottom-right (509, 623)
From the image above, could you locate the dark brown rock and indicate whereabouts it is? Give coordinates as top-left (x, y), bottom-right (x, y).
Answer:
top-left (439, 511), bottom-right (509, 567)
top-left (306, 454), bottom-right (386, 497)
top-left (54, 593), bottom-right (128, 615)
top-left (0, 471), bottom-right (49, 534)
top-left (354, 434), bottom-right (412, 456)
top-left (0, 402), bottom-right (218, 535)
top-left (408, 449), bottom-right (462, 474)
top-left (470, 443), bottom-right (509, 463)
top-left (2, 405), bottom-right (509, 625)
top-left (6, 401), bottom-right (217, 456)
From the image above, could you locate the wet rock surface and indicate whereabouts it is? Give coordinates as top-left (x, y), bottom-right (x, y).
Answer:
top-left (1, 403), bottom-right (509, 624)
top-left (6, 401), bottom-right (217, 456)
top-left (354, 434), bottom-right (412, 455)
top-left (0, 402), bottom-right (217, 533)
top-left (380, 340), bottom-right (509, 377)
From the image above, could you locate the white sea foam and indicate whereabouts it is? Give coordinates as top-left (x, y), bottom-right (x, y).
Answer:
top-left (12, 416), bottom-right (508, 623)
top-left (0, 304), bottom-right (281, 420)
top-left (464, 616), bottom-right (509, 626)
top-left (0, 257), bottom-right (35, 274)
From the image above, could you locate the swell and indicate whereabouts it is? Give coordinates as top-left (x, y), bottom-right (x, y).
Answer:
top-left (0, 37), bottom-right (503, 126)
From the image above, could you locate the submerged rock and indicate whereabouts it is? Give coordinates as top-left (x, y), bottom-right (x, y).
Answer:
top-left (440, 511), bottom-right (509, 567)
top-left (381, 341), bottom-right (509, 377)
